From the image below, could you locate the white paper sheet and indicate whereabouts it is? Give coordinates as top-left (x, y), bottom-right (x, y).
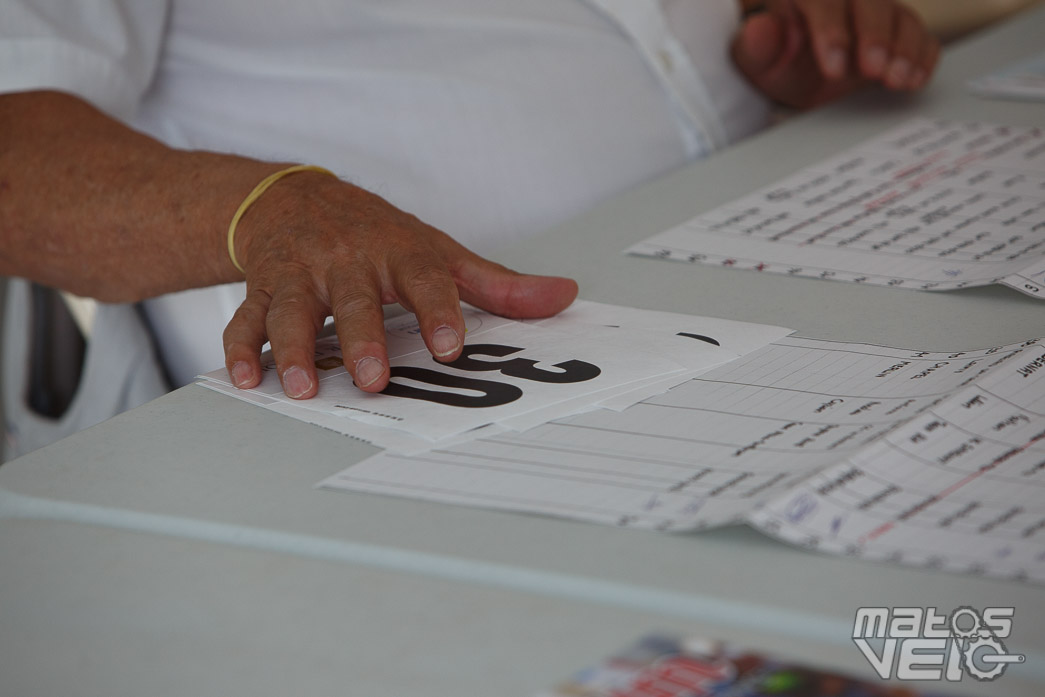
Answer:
top-left (202, 320), bottom-right (686, 441)
top-left (627, 119), bottom-right (1045, 298)
top-left (752, 340), bottom-right (1045, 583)
top-left (198, 301), bottom-right (787, 449)
top-left (968, 51), bottom-right (1045, 102)
top-left (320, 335), bottom-right (1045, 583)
top-left (195, 378), bottom-right (512, 454)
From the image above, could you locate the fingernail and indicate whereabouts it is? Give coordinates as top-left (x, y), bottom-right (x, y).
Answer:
top-left (354, 357), bottom-right (385, 388)
top-left (283, 366), bottom-right (313, 399)
top-left (888, 58), bottom-right (911, 87)
top-left (431, 326), bottom-right (461, 357)
top-left (864, 46), bottom-right (887, 77)
top-left (824, 48), bottom-right (846, 78)
top-left (230, 361), bottom-right (253, 388)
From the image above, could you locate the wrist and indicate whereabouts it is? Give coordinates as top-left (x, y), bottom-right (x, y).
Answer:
top-left (225, 165), bottom-right (337, 275)
top-left (226, 165), bottom-right (345, 278)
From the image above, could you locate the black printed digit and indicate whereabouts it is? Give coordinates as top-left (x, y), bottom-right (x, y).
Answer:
top-left (446, 344), bottom-right (601, 384)
top-left (444, 344), bottom-right (526, 371)
top-left (675, 332), bottom-right (721, 346)
top-left (383, 366), bottom-right (522, 407)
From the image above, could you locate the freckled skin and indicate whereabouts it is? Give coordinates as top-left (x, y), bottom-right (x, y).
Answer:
top-left (0, 91), bottom-right (577, 399)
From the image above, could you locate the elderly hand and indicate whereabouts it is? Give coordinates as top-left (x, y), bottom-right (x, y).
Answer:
top-left (222, 170), bottom-right (579, 399)
top-left (733, 0), bottom-right (941, 108)
top-left (1, 91), bottom-right (577, 403)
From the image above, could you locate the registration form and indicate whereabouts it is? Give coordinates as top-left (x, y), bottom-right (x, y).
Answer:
top-left (753, 340), bottom-right (1045, 583)
top-left (627, 119), bottom-right (1045, 298)
top-left (321, 335), bottom-right (1045, 584)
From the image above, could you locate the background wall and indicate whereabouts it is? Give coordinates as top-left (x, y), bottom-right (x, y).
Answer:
top-left (907, 0), bottom-right (1045, 42)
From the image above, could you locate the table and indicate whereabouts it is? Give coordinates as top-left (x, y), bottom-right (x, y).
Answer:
top-left (3, 8), bottom-right (1044, 697)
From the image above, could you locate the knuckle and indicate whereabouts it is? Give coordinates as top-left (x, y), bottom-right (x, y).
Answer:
top-left (221, 324), bottom-right (246, 349)
top-left (223, 293), bottom-right (271, 345)
top-left (231, 298), bottom-right (267, 327)
top-left (275, 270), bottom-right (318, 296)
top-left (335, 321), bottom-right (386, 352)
top-left (402, 260), bottom-right (455, 294)
top-left (265, 295), bottom-right (318, 329)
top-left (330, 288), bottom-right (381, 323)
top-left (340, 337), bottom-right (386, 362)
top-left (239, 287), bottom-right (272, 311)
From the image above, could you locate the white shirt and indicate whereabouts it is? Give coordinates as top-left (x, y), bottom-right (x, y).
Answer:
top-left (0, 0), bottom-right (769, 386)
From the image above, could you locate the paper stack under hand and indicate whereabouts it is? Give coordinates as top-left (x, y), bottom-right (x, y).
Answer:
top-left (196, 301), bottom-right (792, 454)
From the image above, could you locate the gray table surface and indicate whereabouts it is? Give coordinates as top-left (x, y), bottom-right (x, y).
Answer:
top-left (3, 8), bottom-right (1045, 697)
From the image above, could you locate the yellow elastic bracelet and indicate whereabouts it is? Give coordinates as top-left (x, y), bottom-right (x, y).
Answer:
top-left (226, 164), bottom-right (337, 274)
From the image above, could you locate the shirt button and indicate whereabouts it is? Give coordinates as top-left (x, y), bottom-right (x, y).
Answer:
top-left (658, 47), bottom-right (674, 74)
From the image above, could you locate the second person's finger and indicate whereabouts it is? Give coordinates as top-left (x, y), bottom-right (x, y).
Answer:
top-left (851, 0), bottom-right (897, 79)
top-left (794, 0), bottom-right (852, 79)
top-left (886, 8), bottom-right (932, 90)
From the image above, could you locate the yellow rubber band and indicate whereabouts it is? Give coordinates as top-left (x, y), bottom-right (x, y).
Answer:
top-left (226, 164), bottom-right (336, 274)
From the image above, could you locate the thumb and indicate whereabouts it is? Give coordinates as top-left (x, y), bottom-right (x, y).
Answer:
top-left (448, 250), bottom-right (578, 320)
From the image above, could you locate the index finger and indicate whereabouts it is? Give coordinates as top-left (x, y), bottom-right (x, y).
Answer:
top-left (851, 0), bottom-right (897, 79)
top-left (794, 0), bottom-right (852, 79)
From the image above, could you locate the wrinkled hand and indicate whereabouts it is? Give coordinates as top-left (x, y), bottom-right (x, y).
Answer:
top-left (733, 0), bottom-right (941, 109)
top-left (222, 171), bottom-right (578, 399)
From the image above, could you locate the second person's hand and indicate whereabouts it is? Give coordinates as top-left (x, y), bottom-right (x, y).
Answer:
top-left (733, 0), bottom-right (941, 108)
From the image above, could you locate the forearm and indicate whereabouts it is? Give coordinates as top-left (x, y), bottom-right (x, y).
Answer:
top-left (0, 90), bottom-right (282, 302)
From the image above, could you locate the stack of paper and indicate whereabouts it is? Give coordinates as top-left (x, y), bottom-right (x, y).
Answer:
top-left (196, 301), bottom-right (792, 454)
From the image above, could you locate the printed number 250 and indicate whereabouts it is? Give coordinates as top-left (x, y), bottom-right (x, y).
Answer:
top-left (382, 343), bottom-right (601, 408)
